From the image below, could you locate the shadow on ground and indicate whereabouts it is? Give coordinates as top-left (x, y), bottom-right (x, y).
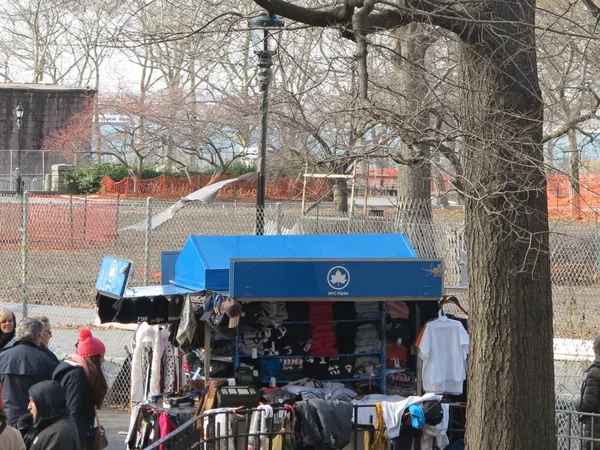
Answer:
top-left (98, 407), bottom-right (131, 450)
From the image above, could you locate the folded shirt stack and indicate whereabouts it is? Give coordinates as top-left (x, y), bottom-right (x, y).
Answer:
top-left (386, 301), bottom-right (410, 319)
top-left (286, 302), bottom-right (310, 321)
top-left (258, 302), bottom-right (288, 325)
top-left (355, 302), bottom-right (380, 318)
top-left (332, 302), bottom-right (356, 320)
top-left (311, 323), bottom-right (338, 356)
top-left (309, 302), bottom-right (334, 322)
top-left (354, 324), bottom-right (380, 353)
top-left (335, 323), bottom-right (358, 354)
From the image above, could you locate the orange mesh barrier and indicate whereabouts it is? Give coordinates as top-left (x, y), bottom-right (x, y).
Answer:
top-left (0, 194), bottom-right (118, 250)
top-left (100, 174), bottom-right (332, 202)
top-left (547, 174), bottom-right (600, 221)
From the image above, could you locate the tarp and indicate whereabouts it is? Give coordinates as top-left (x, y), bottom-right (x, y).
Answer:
top-left (120, 172), bottom-right (257, 232)
top-left (171, 234), bottom-right (444, 300)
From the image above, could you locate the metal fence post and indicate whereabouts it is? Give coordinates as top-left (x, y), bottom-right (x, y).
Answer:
top-left (21, 192), bottom-right (29, 317)
top-left (275, 202), bottom-right (282, 235)
top-left (144, 197), bottom-right (153, 286)
top-left (83, 195), bottom-right (88, 244)
top-left (347, 200), bottom-right (355, 234)
top-left (69, 194), bottom-right (74, 249)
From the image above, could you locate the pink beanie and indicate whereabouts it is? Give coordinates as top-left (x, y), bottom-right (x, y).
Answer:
top-left (76, 328), bottom-right (106, 358)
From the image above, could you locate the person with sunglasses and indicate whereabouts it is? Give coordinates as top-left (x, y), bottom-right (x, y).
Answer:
top-left (30, 317), bottom-right (59, 365)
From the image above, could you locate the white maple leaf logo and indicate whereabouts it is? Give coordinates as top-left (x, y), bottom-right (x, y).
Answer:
top-left (330, 270), bottom-right (347, 286)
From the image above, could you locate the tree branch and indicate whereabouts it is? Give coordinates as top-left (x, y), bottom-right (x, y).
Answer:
top-left (582, 0), bottom-right (600, 19)
top-left (252, 0), bottom-right (471, 38)
top-left (252, 0), bottom-right (359, 27)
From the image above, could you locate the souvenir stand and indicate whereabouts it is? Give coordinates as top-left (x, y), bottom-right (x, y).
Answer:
top-left (96, 234), bottom-right (471, 449)
top-left (171, 233), bottom-right (443, 392)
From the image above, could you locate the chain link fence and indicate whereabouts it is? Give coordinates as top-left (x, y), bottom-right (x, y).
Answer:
top-left (0, 193), bottom-right (598, 409)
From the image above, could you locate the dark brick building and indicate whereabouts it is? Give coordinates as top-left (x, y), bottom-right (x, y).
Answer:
top-left (0, 83), bottom-right (95, 181)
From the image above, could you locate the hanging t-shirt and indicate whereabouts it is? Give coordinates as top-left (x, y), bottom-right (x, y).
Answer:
top-left (418, 317), bottom-right (469, 395)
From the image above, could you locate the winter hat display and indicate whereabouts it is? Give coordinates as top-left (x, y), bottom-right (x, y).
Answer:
top-left (76, 328), bottom-right (106, 358)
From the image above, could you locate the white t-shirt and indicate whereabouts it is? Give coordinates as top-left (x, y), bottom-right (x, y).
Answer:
top-left (418, 317), bottom-right (469, 394)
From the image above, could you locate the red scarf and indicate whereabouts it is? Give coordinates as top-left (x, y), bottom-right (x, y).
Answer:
top-left (68, 355), bottom-right (89, 377)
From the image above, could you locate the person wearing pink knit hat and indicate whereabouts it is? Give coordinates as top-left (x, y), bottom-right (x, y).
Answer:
top-left (52, 328), bottom-right (107, 450)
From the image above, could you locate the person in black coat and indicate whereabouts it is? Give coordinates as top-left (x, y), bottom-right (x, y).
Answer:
top-left (577, 335), bottom-right (600, 450)
top-left (0, 318), bottom-right (58, 426)
top-left (31, 316), bottom-right (59, 365)
top-left (53, 328), bottom-right (107, 450)
top-left (27, 380), bottom-right (79, 450)
top-left (0, 309), bottom-right (17, 351)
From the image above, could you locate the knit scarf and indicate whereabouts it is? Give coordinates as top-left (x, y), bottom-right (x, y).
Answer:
top-left (68, 355), bottom-right (90, 377)
top-left (0, 329), bottom-right (15, 350)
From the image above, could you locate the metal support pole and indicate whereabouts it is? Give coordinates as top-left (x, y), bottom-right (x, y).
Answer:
top-left (16, 119), bottom-right (22, 195)
top-left (21, 192), bottom-right (29, 317)
top-left (256, 54), bottom-right (272, 235)
top-left (69, 194), bottom-right (74, 250)
top-left (144, 197), bottom-right (153, 286)
top-left (275, 202), bottom-right (282, 235)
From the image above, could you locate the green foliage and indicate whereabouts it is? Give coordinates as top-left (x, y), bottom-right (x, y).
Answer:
top-left (194, 161), bottom-right (256, 176)
top-left (64, 162), bottom-right (256, 194)
top-left (64, 165), bottom-right (129, 194)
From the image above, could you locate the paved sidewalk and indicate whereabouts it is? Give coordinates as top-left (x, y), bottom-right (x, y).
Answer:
top-left (98, 407), bottom-right (131, 450)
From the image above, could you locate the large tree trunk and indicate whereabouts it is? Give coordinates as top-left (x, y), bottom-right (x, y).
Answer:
top-left (331, 178), bottom-right (348, 212)
top-left (460, 3), bottom-right (555, 449)
top-left (395, 24), bottom-right (435, 257)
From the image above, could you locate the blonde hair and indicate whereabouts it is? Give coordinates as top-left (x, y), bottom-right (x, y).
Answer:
top-left (0, 309), bottom-right (14, 324)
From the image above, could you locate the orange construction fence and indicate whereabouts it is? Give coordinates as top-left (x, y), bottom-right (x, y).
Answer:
top-left (99, 174), bottom-right (333, 202)
top-left (0, 194), bottom-right (118, 250)
top-left (547, 174), bottom-right (600, 220)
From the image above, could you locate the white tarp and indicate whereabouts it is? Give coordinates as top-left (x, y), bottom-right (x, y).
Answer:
top-left (120, 172), bottom-right (256, 232)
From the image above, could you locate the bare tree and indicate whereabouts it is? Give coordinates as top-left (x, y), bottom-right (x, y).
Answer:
top-left (251, 1), bottom-right (555, 448)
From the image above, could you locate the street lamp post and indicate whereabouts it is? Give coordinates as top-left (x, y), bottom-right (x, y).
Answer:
top-left (248, 11), bottom-right (284, 235)
top-left (15, 105), bottom-right (24, 195)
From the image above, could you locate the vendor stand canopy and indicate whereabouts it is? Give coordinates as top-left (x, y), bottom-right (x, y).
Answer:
top-left (167, 234), bottom-right (444, 301)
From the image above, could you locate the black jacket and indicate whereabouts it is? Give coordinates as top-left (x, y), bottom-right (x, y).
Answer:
top-left (0, 341), bottom-right (58, 426)
top-left (577, 358), bottom-right (600, 450)
top-left (39, 345), bottom-right (60, 365)
top-left (53, 361), bottom-right (94, 449)
top-left (294, 399), bottom-right (353, 450)
top-left (28, 380), bottom-right (80, 450)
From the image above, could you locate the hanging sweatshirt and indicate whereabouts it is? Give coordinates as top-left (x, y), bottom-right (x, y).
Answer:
top-left (418, 317), bottom-right (469, 395)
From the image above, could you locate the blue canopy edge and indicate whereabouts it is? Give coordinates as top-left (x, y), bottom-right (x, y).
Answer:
top-left (172, 234), bottom-right (442, 299)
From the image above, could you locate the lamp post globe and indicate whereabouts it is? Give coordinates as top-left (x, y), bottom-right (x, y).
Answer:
top-left (248, 11), bottom-right (284, 236)
top-left (248, 11), bottom-right (284, 58)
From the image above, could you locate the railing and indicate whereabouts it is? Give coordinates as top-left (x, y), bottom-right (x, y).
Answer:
top-left (144, 405), bottom-right (599, 450)
top-left (557, 409), bottom-right (600, 450)
top-left (145, 404), bottom-right (466, 450)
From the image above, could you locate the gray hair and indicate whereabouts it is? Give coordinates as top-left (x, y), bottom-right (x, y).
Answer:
top-left (595, 335), bottom-right (600, 357)
top-left (16, 318), bottom-right (44, 342)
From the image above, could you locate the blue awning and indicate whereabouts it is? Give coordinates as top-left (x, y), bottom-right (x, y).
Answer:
top-left (171, 234), bottom-right (443, 300)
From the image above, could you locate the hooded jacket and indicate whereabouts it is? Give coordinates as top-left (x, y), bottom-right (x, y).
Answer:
top-left (53, 361), bottom-right (94, 449)
top-left (294, 399), bottom-right (353, 450)
top-left (0, 341), bottom-right (58, 426)
top-left (577, 358), bottom-right (600, 450)
top-left (28, 380), bottom-right (80, 450)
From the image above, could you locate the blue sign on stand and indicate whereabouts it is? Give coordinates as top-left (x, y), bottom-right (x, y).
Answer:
top-left (95, 257), bottom-right (132, 298)
top-left (230, 259), bottom-right (444, 300)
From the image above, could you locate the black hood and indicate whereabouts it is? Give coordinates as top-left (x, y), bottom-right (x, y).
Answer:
top-left (28, 380), bottom-right (71, 431)
top-left (52, 360), bottom-right (82, 382)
